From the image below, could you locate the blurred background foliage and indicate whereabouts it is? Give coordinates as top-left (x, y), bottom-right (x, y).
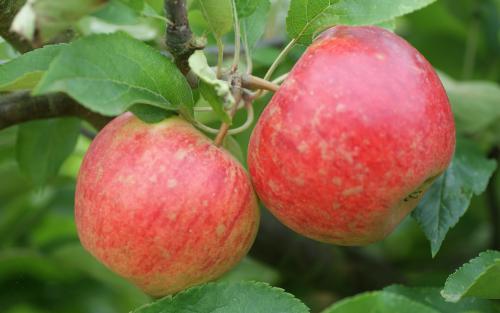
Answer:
top-left (0, 0), bottom-right (499, 312)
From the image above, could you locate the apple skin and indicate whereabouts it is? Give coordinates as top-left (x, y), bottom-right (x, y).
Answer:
top-left (248, 26), bottom-right (455, 245)
top-left (75, 113), bottom-right (259, 296)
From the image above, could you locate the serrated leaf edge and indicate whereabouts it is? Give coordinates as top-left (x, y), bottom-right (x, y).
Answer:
top-left (132, 281), bottom-right (310, 313)
top-left (441, 250), bottom-right (500, 303)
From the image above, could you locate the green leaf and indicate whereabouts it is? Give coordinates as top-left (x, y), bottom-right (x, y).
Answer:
top-left (241, 0), bottom-right (271, 54)
top-left (219, 257), bottom-right (280, 284)
top-left (92, 0), bottom-right (140, 25)
top-left (322, 291), bottom-right (439, 313)
top-left (16, 118), bottom-right (80, 186)
top-left (133, 281), bottom-right (309, 313)
top-left (384, 285), bottom-right (497, 312)
top-left (199, 81), bottom-right (231, 124)
top-left (222, 135), bottom-right (244, 164)
top-left (235, 0), bottom-right (262, 18)
top-left (117, 0), bottom-right (144, 12)
top-left (0, 38), bottom-right (19, 62)
top-left (12, 0), bottom-right (106, 41)
top-left (440, 73), bottom-right (500, 134)
top-left (441, 250), bottom-right (500, 302)
top-left (197, 0), bottom-right (234, 38)
top-left (129, 104), bottom-right (176, 124)
top-left (0, 44), bottom-right (66, 91)
top-left (34, 32), bottom-right (194, 118)
top-left (412, 139), bottom-right (497, 257)
top-left (189, 50), bottom-right (234, 122)
top-left (286, 0), bottom-right (437, 44)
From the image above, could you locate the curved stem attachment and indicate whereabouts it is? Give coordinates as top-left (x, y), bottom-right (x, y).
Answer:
top-left (193, 102), bottom-right (254, 135)
top-left (214, 86), bottom-right (242, 146)
top-left (263, 38), bottom-right (296, 81)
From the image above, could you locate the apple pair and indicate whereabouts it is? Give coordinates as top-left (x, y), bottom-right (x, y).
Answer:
top-left (75, 26), bottom-right (455, 296)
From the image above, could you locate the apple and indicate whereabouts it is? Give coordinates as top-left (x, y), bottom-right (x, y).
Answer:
top-left (247, 26), bottom-right (455, 245)
top-left (75, 113), bottom-right (259, 296)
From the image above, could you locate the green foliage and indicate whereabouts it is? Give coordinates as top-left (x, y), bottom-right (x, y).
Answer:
top-left (92, 0), bottom-right (142, 25)
top-left (322, 291), bottom-right (439, 313)
top-left (199, 80), bottom-right (232, 123)
top-left (222, 135), bottom-right (245, 164)
top-left (1, 1), bottom-right (500, 312)
top-left (235, 0), bottom-right (262, 18)
top-left (0, 44), bottom-right (66, 91)
top-left (189, 50), bottom-right (233, 123)
top-left (440, 73), bottom-right (500, 134)
top-left (129, 104), bottom-right (176, 123)
top-left (34, 32), bottom-right (194, 117)
top-left (412, 139), bottom-right (497, 256)
top-left (197, 0), bottom-right (234, 39)
top-left (133, 281), bottom-right (310, 313)
top-left (11, 0), bottom-right (105, 41)
top-left (384, 285), bottom-right (497, 312)
top-left (441, 250), bottom-right (500, 302)
top-left (286, 0), bottom-right (437, 44)
top-left (16, 118), bottom-right (80, 186)
top-left (240, 0), bottom-right (270, 55)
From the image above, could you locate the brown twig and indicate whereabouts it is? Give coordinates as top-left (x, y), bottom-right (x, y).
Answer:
top-left (164, 0), bottom-right (205, 75)
top-left (0, 0), bottom-right (111, 131)
top-left (242, 74), bottom-right (280, 92)
top-left (0, 92), bottom-right (111, 130)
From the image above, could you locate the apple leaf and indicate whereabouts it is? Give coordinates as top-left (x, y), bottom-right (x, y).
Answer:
top-left (219, 257), bottom-right (281, 284)
top-left (11, 0), bottom-right (106, 42)
top-left (286, 0), bottom-right (437, 45)
top-left (240, 0), bottom-right (271, 54)
top-left (412, 139), bottom-right (497, 257)
top-left (441, 250), bottom-right (500, 302)
top-left (0, 44), bottom-right (66, 91)
top-left (0, 38), bottom-right (19, 62)
top-left (132, 281), bottom-right (310, 313)
top-left (188, 50), bottom-right (233, 123)
top-left (16, 118), bottom-right (80, 186)
top-left (440, 73), bottom-right (500, 134)
top-left (222, 135), bottom-right (245, 164)
top-left (235, 0), bottom-right (263, 18)
top-left (117, 0), bottom-right (144, 12)
top-left (199, 80), bottom-right (232, 124)
top-left (92, 0), bottom-right (141, 25)
top-left (129, 104), bottom-right (176, 124)
top-left (321, 291), bottom-right (439, 313)
top-left (197, 0), bottom-right (234, 39)
top-left (34, 32), bottom-right (194, 118)
top-left (384, 285), bottom-right (497, 312)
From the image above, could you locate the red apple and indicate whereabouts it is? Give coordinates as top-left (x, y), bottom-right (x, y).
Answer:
top-left (248, 26), bottom-right (455, 245)
top-left (75, 113), bottom-right (259, 296)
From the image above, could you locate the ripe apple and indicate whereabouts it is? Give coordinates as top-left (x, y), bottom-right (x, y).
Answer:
top-left (248, 26), bottom-right (455, 245)
top-left (75, 113), bottom-right (259, 296)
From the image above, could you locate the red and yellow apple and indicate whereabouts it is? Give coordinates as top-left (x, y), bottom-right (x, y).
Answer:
top-left (75, 113), bottom-right (259, 296)
top-left (248, 26), bottom-right (455, 245)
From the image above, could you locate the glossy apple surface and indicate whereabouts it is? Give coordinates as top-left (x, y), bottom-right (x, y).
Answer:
top-left (75, 113), bottom-right (259, 296)
top-left (248, 26), bottom-right (455, 245)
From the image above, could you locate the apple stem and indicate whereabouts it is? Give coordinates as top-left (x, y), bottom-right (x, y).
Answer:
top-left (252, 38), bottom-right (296, 99)
top-left (264, 39), bottom-right (296, 81)
top-left (242, 75), bottom-right (280, 92)
top-left (194, 102), bottom-right (254, 136)
top-left (231, 0), bottom-right (241, 72)
top-left (214, 78), bottom-right (243, 146)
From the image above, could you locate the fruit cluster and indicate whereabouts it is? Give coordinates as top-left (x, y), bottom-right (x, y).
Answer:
top-left (75, 26), bottom-right (455, 296)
